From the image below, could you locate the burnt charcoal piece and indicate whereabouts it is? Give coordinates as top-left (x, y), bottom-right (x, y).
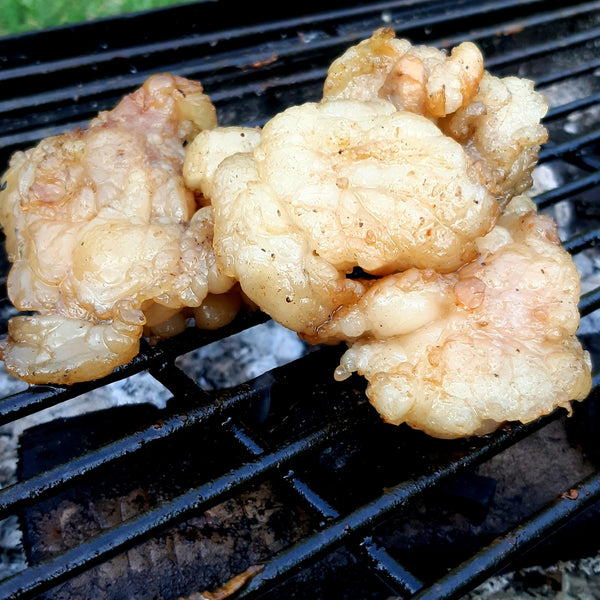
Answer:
top-left (17, 405), bottom-right (316, 600)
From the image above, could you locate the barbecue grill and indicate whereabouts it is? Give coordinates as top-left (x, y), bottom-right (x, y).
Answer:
top-left (1, 0), bottom-right (600, 598)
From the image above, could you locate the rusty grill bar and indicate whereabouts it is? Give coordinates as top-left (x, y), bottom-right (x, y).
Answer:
top-left (1, 0), bottom-right (600, 598)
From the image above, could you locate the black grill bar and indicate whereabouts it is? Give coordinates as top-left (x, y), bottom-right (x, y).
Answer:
top-left (0, 0), bottom-right (595, 162)
top-left (0, 334), bottom-right (303, 519)
top-left (534, 171), bottom-right (600, 210)
top-left (358, 538), bottom-right (425, 596)
top-left (411, 469), bottom-right (600, 600)
top-left (225, 415), bottom-right (345, 521)
top-left (545, 93), bottom-right (600, 122)
top-left (236, 415), bottom-right (561, 600)
top-left (562, 228), bottom-right (600, 255)
top-left (579, 289), bottom-right (600, 317)
top-left (284, 473), bottom-right (341, 522)
top-left (535, 56), bottom-right (600, 87)
top-left (483, 17), bottom-right (600, 72)
top-left (539, 129), bottom-right (600, 163)
top-left (0, 379), bottom-right (228, 518)
top-left (0, 311), bottom-right (267, 425)
top-left (0, 422), bottom-right (341, 600)
top-left (0, 0), bottom-right (553, 85)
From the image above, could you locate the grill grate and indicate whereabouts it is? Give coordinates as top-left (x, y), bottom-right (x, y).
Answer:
top-left (1, 1), bottom-right (600, 598)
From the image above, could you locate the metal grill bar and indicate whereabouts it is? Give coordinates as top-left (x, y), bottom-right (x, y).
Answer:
top-left (563, 228), bottom-right (600, 255)
top-left (284, 474), bottom-right (341, 522)
top-left (484, 18), bottom-right (600, 71)
top-left (223, 410), bottom-right (345, 521)
top-left (358, 538), bottom-right (425, 596)
top-left (236, 416), bottom-right (560, 599)
top-left (546, 93), bottom-right (600, 122)
top-left (0, 423), bottom-right (340, 600)
top-left (539, 129), bottom-right (600, 163)
top-left (535, 172), bottom-right (600, 210)
top-left (579, 289), bottom-right (600, 317)
top-left (0, 0), bottom-right (552, 82)
top-left (535, 56), bottom-right (600, 87)
top-left (0, 324), bottom-right (305, 517)
top-left (411, 470), bottom-right (600, 600)
top-left (0, 312), bottom-right (267, 425)
top-left (0, 0), bottom-right (593, 154)
top-left (0, 379), bottom-right (230, 518)
top-left (222, 404), bottom-right (429, 596)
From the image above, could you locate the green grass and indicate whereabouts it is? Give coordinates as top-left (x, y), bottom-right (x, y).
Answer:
top-left (0, 0), bottom-right (192, 37)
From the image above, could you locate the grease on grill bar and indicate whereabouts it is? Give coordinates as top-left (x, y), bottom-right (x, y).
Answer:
top-left (1, 0), bottom-right (600, 598)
